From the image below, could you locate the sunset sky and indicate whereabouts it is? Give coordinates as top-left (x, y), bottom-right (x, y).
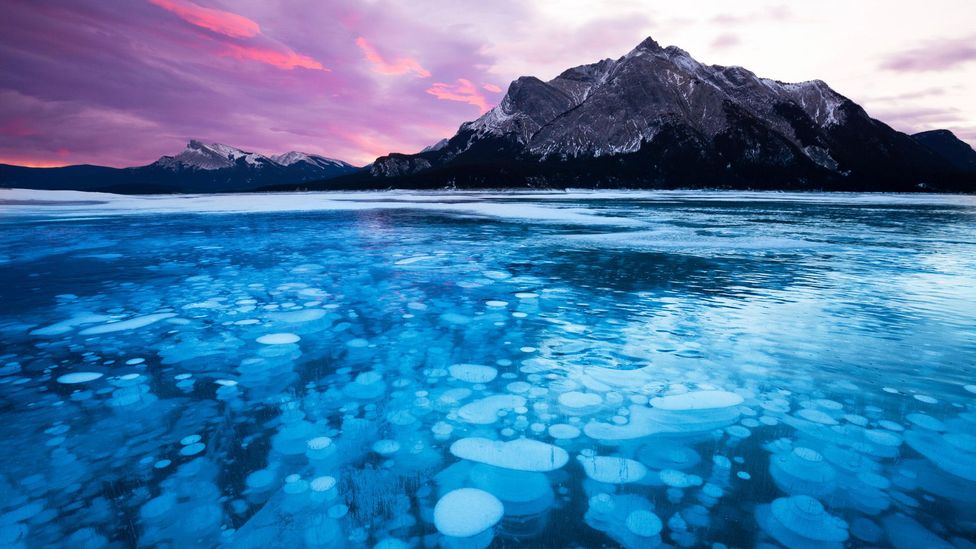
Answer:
top-left (1, 0), bottom-right (974, 167)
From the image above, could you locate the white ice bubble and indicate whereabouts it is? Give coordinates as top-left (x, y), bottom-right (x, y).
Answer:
top-left (256, 333), bottom-right (301, 345)
top-left (56, 372), bottom-right (103, 384)
top-left (433, 488), bottom-right (504, 538)
top-left (450, 437), bottom-right (569, 472)
top-left (660, 469), bottom-right (702, 488)
top-left (395, 255), bottom-right (435, 265)
top-left (578, 455), bottom-right (648, 484)
top-left (79, 313), bottom-right (177, 335)
top-left (796, 409), bottom-right (838, 425)
top-left (548, 424), bottom-right (581, 440)
top-left (757, 495), bottom-right (849, 546)
top-left (372, 439), bottom-right (401, 456)
top-left (626, 510), bottom-right (663, 537)
top-left (558, 391), bottom-right (603, 414)
top-left (650, 390), bottom-right (744, 411)
top-left (448, 364), bottom-right (498, 384)
top-left (267, 309), bottom-right (326, 323)
top-left (458, 394), bottom-right (526, 424)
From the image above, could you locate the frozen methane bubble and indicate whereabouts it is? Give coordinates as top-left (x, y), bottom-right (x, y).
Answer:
top-left (756, 495), bottom-right (849, 548)
top-left (448, 364), bottom-right (498, 384)
top-left (659, 469), bottom-right (702, 488)
top-left (882, 513), bottom-right (953, 549)
top-left (267, 308), bottom-right (327, 323)
top-left (56, 372), bottom-right (104, 384)
top-left (586, 390), bottom-right (744, 441)
top-left (343, 371), bottom-right (386, 400)
top-left (548, 424), bottom-right (582, 440)
top-left (457, 394), bottom-right (527, 424)
top-left (769, 447), bottom-right (837, 497)
top-left (78, 312), bottom-right (177, 335)
top-left (256, 333), bottom-right (301, 345)
top-left (905, 427), bottom-right (976, 481)
top-left (433, 488), bottom-right (504, 538)
top-left (626, 510), bottom-right (663, 537)
top-left (650, 391), bottom-right (744, 411)
top-left (558, 391), bottom-right (603, 414)
top-left (450, 437), bottom-right (569, 472)
top-left (638, 445), bottom-right (701, 470)
top-left (578, 455), bottom-right (648, 484)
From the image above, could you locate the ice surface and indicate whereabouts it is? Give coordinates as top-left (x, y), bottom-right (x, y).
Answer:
top-left (2, 189), bottom-right (975, 547)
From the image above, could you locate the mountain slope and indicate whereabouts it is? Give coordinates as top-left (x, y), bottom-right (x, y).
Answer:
top-left (912, 130), bottom-right (976, 173)
top-left (348, 37), bottom-right (971, 192)
top-left (0, 141), bottom-right (360, 194)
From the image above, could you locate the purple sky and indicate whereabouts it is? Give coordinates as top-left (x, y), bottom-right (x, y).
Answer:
top-left (1, 0), bottom-right (974, 167)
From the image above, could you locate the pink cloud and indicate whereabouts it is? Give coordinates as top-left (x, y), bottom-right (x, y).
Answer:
top-left (221, 43), bottom-right (327, 71)
top-left (355, 36), bottom-right (431, 78)
top-left (148, 0), bottom-right (260, 38)
top-left (426, 79), bottom-right (491, 114)
top-left (882, 35), bottom-right (976, 72)
top-left (483, 83), bottom-right (502, 93)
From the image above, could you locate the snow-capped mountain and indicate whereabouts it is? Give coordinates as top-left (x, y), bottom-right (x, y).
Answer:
top-left (153, 140), bottom-right (279, 171)
top-left (364, 36), bottom-right (973, 191)
top-left (270, 151), bottom-right (352, 170)
top-left (0, 141), bottom-right (360, 194)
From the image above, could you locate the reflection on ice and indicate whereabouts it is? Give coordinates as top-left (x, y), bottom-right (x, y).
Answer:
top-left (1, 189), bottom-right (975, 547)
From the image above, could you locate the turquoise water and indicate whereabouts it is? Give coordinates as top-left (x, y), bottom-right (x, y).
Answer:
top-left (1, 190), bottom-right (975, 548)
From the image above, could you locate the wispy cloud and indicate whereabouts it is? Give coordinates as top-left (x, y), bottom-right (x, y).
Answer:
top-left (222, 44), bottom-right (326, 71)
top-left (426, 79), bottom-right (491, 113)
top-left (356, 37), bottom-right (430, 77)
top-left (881, 35), bottom-right (976, 72)
top-left (148, 0), bottom-right (325, 72)
top-left (148, 0), bottom-right (260, 38)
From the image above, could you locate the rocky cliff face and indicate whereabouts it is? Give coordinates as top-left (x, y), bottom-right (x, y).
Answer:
top-left (367, 37), bottom-right (971, 191)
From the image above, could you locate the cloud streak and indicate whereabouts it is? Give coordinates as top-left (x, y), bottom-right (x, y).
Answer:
top-left (222, 44), bottom-right (326, 71)
top-left (148, 0), bottom-right (260, 38)
top-left (882, 35), bottom-right (976, 72)
top-left (356, 37), bottom-right (431, 77)
top-left (426, 79), bottom-right (491, 113)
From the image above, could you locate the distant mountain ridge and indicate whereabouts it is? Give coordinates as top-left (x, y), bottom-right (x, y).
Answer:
top-left (329, 36), bottom-right (974, 192)
top-left (912, 130), bottom-right (976, 173)
top-left (0, 140), bottom-right (359, 194)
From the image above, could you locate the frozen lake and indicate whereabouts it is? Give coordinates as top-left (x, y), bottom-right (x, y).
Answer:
top-left (1, 189), bottom-right (975, 548)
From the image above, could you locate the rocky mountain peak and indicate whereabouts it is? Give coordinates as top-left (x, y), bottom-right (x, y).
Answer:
top-left (360, 36), bottom-right (973, 192)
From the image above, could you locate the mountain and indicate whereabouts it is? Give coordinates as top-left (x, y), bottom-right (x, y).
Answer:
top-left (912, 130), bottom-right (976, 173)
top-left (0, 140), bottom-right (359, 194)
top-left (311, 36), bottom-right (973, 192)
